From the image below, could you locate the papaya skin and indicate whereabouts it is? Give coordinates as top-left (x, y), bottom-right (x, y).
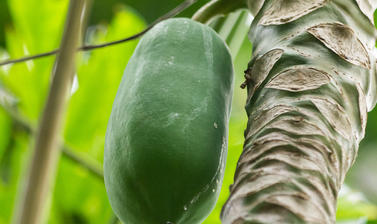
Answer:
top-left (104, 18), bottom-right (234, 224)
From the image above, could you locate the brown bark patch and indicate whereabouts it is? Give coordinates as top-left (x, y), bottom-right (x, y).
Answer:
top-left (266, 66), bottom-right (331, 92)
top-left (259, 0), bottom-right (328, 25)
top-left (246, 49), bottom-right (284, 98)
top-left (307, 22), bottom-right (371, 69)
top-left (311, 97), bottom-right (353, 139)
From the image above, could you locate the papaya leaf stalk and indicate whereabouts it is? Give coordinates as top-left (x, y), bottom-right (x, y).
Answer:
top-left (13, 1), bottom-right (87, 223)
top-left (222, 0), bottom-right (377, 223)
top-left (192, 0), bottom-right (247, 24)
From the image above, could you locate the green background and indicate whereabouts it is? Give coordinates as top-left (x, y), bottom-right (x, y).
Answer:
top-left (0, 0), bottom-right (376, 223)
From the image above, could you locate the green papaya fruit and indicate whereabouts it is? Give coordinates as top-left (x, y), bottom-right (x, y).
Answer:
top-left (104, 18), bottom-right (234, 224)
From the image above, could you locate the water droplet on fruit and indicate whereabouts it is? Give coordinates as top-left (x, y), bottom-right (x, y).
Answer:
top-left (184, 205), bottom-right (188, 211)
top-left (214, 122), bottom-right (218, 128)
top-left (212, 189), bottom-right (215, 192)
top-left (168, 56), bottom-right (174, 65)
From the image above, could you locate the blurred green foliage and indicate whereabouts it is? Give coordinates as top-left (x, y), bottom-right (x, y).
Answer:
top-left (0, 1), bottom-right (376, 224)
top-left (0, 0), bottom-right (210, 47)
top-left (0, 0), bottom-right (146, 223)
top-left (89, 0), bottom-right (210, 25)
top-left (0, 0), bottom-right (11, 46)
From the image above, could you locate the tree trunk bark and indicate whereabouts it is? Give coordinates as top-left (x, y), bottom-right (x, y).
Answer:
top-left (222, 0), bottom-right (377, 223)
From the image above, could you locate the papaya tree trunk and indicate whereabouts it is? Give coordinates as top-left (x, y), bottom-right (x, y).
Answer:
top-left (222, 0), bottom-right (377, 223)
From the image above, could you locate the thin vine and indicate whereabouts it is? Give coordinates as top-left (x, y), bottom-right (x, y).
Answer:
top-left (0, 0), bottom-right (197, 67)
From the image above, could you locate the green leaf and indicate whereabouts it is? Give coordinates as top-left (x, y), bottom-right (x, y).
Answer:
top-left (2, 0), bottom-right (68, 121)
top-left (336, 186), bottom-right (377, 221)
top-left (0, 133), bottom-right (30, 224)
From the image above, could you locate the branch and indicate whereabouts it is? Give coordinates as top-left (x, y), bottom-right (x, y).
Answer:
top-left (61, 145), bottom-right (103, 180)
top-left (0, 0), bottom-right (197, 67)
top-left (0, 50), bottom-right (59, 66)
top-left (13, 1), bottom-right (87, 223)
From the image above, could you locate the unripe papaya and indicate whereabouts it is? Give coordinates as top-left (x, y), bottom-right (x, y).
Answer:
top-left (104, 18), bottom-right (234, 224)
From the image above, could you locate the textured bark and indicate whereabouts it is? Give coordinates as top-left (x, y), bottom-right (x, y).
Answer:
top-left (222, 0), bottom-right (377, 223)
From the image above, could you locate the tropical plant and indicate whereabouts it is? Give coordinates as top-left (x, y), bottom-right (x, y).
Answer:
top-left (0, 0), bottom-right (376, 224)
top-left (220, 0), bottom-right (377, 223)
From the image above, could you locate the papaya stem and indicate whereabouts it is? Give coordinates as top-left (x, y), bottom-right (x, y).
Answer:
top-left (192, 0), bottom-right (247, 24)
top-left (246, 0), bottom-right (265, 16)
top-left (12, 1), bottom-right (87, 223)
